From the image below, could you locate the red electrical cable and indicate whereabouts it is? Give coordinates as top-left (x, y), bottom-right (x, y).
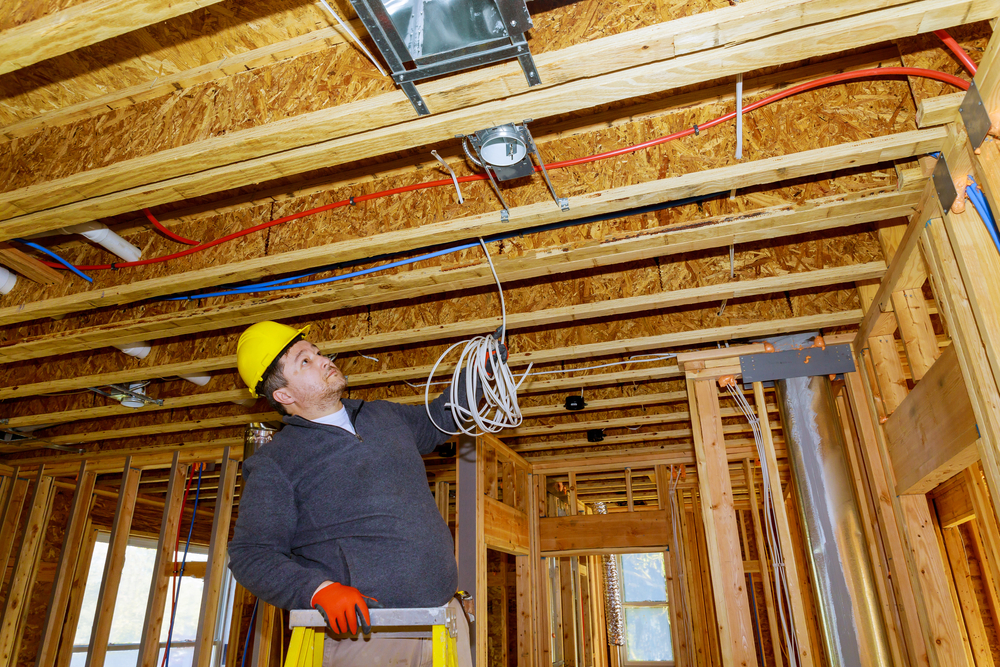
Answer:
top-left (934, 29), bottom-right (978, 76)
top-left (42, 67), bottom-right (969, 273)
top-left (145, 208), bottom-right (200, 246)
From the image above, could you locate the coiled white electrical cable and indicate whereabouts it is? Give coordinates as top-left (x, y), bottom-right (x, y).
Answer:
top-left (425, 239), bottom-right (533, 435)
top-left (726, 383), bottom-right (800, 662)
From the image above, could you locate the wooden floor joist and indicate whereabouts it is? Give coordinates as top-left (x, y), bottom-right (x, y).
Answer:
top-left (0, 130), bottom-right (932, 328)
top-left (0, 0), bottom-right (228, 76)
top-left (0, 0), bottom-right (977, 236)
top-left (0, 258), bottom-right (885, 362)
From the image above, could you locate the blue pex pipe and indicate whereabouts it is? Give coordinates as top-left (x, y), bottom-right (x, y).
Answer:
top-left (966, 177), bottom-right (1000, 253)
top-left (13, 239), bottom-right (94, 283)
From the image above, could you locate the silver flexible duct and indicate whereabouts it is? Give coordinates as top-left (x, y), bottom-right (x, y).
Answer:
top-left (594, 502), bottom-right (625, 646)
top-left (775, 374), bottom-right (892, 667)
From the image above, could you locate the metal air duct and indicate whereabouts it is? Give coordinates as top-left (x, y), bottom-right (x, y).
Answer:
top-left (775, 372), bottom-right (891, 667)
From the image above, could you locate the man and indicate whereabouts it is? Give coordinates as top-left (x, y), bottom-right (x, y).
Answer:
top-left (228, 320), bottom-right (479, 666)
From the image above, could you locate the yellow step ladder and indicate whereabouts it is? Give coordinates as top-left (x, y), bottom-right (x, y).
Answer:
top-left (285, 606), bottom-right (459, 667)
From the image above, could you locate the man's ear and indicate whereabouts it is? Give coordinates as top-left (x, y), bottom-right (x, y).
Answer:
top-left (272, 386), bottom-right (296, 409)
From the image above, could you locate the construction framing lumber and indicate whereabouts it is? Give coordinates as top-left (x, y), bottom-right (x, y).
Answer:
top-left (0, 310), bottom-right (857, 401)
top-left (0, 470), bottom-right (29, 589)
top-left (0, 0), bottom-right (226, 76)
top-left (35, 462), bottom-right (96, 667)
top-left (0, 0), bottom-right (979, 236)
top-left (0, 244), bottom-right (63, 285)
top-left (0, 257), bottom-right (884, 364)
top-left (0, 469), bottom-right (54, 667)
top-left (6, 183), bottom-right (911, 358)
top-left (193, 449), bottom-right (238, 667)
top-left (885, 344), bottom-right (980, 495)
top-left (0, 129), bottom-right (936, 327)
top-left (538, 512), bottom-right (670, 556)
top-left (138, 454), bottom-right (191, 667)
top-left (85, 460), bottom-right (141, 667)
top-left (689, 380), bottom-right (758, 667)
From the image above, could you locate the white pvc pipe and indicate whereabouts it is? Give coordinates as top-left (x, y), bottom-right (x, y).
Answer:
top-left (114, 341), bottom-right (152, 359)
top-left (180, 373), bottom-right (212, 386)
top-left (62, 222), bottom-right (142, 263)
top-left (0, 267), bottom-right (16, 295)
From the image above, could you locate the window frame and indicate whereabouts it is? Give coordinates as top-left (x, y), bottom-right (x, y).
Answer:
top-left (69, 531), bottom-right (234, 667)
top-left (616, 551), bottom-right (675, 667)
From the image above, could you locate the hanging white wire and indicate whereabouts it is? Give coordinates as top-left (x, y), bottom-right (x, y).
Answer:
top-left (424, 239), bottom-right (531, 435)
top-left (726, 382), bottom-right (801, 663)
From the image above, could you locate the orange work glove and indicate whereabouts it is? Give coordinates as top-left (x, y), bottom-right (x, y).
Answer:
top-left (311, 582), bottom-right (376, 636)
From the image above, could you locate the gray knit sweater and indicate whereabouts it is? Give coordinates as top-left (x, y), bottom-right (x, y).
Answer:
top-left (228, 390), bottom-right (467, 610)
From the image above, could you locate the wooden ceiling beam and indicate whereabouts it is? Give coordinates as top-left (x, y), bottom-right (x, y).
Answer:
top-left (3, 185), bottom-right (908, 360)
top-left (0, 253), bottom-right (884, 364)
top-left (0, 308), bottom-right (857, 402)
top-left (504, 405), bottom-right (779, 438)
top-left (0, 0), bottom-right (228, 77)
top-left (0, 0), bottom-right (976, 235)
top-left (0, 129), bottom-right (938, 327)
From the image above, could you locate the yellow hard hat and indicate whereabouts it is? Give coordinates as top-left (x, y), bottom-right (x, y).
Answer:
top-left (237, 321), bottom-right (311, 398)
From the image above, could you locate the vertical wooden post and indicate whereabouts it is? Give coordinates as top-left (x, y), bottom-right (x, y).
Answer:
top-left (689, 380), bottom-right (758, 667)
top-left (559, 558), bottom-right (577, 667)
top-left (677, 491), bottom-right (706, 666)
top-left (966, 465), bottom-right (1000, 597)
top-left (942, 527), bottom-right (995, 667)
top-left (225, 585), bottom-right (250, 667)
top-left (655, 465), bottom-right (688, 667)
top-left (138, 453), bottom-right (191, 667)
top-left (691, 490), bottom-right (722, 667)
top-left (250, 601), bottom-right (276, 667)
top-left (531, 475), bottom-right (551, 667)
top-left (36, 462), bottom-right (96, 667)
top-left (0, 470), bottom-right (29, 595)
top-left (751, 382), bottom-right (816, 667)
top-left (56, 521), bottom-right (97, 667)
top-left (436, 480), bottom-right (450, 524)
top-left (0, 468), bottom-right (55, 667)
top-left (516, 555), bottom-right (534, 667)
top-left (742, 460), bottom-right (781, 667)
top-left (456, 434), bottom-right (486, 666)
top-left (868, 334), bottom-right (909, 415)
top-left (194, 450), bottom-right (240, 667)
top-left (86, 459), bottom-right (141, 667)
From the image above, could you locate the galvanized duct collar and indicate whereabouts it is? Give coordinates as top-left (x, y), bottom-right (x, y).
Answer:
top-left (244, 422), bottom-right (277, 459)
top-left (594, 502), bottom-right (626, 646)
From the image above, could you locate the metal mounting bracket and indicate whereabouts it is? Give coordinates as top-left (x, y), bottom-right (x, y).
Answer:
top-left (960, 81), bottom-right (992, 150)
top-left (931, 154), bottom-right (959, 213)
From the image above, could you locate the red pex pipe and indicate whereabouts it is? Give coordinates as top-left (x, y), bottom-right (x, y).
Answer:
top-left (44, 67), bottom-right (969, 272)
top-left (934, 29), bottom-right (978, 76)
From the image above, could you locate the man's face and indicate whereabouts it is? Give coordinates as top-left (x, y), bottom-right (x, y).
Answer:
top-left (272, 340), bottom-right (347, 415)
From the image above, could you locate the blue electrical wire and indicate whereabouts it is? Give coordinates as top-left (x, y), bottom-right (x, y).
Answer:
top-left (165, 192), bottom-right (724, 301)
top-left (966, 176), bottom-right (1000, 252)
top-left (240, 599), bottom-right (259, 667)
top-left (165, 242), bottom-right (480, 300)
top-left (12, 238), bottom-right (94, 283)
top-left (164, 465), bottom-right (204, 667)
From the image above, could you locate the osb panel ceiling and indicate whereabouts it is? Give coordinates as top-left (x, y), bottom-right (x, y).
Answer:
top-left (0, 0), bottom-right (986, 474)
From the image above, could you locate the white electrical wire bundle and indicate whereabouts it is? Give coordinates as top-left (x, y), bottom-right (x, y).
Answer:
top-left (425, 239), bottom-right (532, 436)
top-left (726, 382), bottom-right (801, 663)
